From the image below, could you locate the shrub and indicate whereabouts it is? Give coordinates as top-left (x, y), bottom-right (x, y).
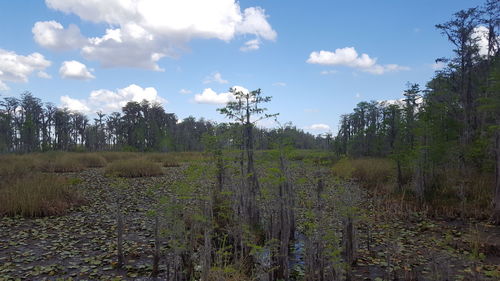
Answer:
top-left (105, 158), bottom-right (164, 177)
top-left (0, 173), bottom-right (83, 217)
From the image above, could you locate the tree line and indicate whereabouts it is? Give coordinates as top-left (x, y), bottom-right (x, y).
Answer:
top-left (0, 93), bottom-right (324, 153)
top-left (332, 0), bottom-right (500, 222)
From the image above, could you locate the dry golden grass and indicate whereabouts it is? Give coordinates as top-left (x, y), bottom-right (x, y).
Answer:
top-left (99, 151), bottom-right (139, 163)
top-left (73, 153), bottom-right (107, 167)
top-left (105, 158), bottom-right (164, 177)
top-left (0, 154), bottom-right (41, 178)
top-left (332, 157), bottom-right (395, 190)
top-left (40, 154), bottom-right (85, 173)
top-left (0, 173), bottom-right (83, 217)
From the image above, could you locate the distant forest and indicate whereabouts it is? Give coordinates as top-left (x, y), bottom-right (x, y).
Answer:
top-left (0, 93), bottom-right (326, 153)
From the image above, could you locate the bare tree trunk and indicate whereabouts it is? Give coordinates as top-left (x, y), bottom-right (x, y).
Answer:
top-left (397, 159), bottom-right (403, 191)
top-left (493, 131), bottom-right (500, 224)
top-left (117, 206), bottom-right (125, 268)
top-left (344, 216), bottom-right (354, 281)
top-left (152, 215), bottom-right (160, 277)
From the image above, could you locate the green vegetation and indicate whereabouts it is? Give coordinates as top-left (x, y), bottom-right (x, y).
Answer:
top-left (0, 1), bottom-right (499, 280)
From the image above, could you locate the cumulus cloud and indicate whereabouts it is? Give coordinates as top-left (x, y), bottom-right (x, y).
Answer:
top-left (0, 48), bottom-right (51, 89)
top-left (42, 0), bottom-right (277, 69)
top-left (60, 95), bottom-right (90, 112)
top-left (194, 88), bottom-right (235, 105)
top-left (307, 47), bottom-right (409, 75)
top-left (59, 60), bottom-right (95, 80)
top-left (179, 88), bottom-right (192, 94)
top-left (60, 84), bottom-right (166, 113)
top-left (194, 85), bottom-right (249, 105)
top-left (306, 123), bottom-right (331, 131)
top-left (204, 72), bottom-right (229, 84)
top-left (32, 21), bottom-right (87, 51)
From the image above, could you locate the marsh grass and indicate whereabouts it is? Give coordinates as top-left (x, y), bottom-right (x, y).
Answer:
top-left (332, 157), bottom-right (395, 190)
top-left (74, 153), bottom-right (107, 167)
top-left (40, 154), bottom-right (85, 173)
top-left (105, 158), bottom-right (164, 177)
top-left (99, 151), bottom-right (140, 163)
top-left (0, 173), bottom-right (83, 217)
top-left (0, 154), bottom-right (41, 178)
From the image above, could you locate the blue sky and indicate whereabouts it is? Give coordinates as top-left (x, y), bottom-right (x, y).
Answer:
top-left (0, 0), bottom-right (486, 134)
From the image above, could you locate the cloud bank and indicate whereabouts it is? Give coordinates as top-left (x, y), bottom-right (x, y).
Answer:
top-left (60, 84), bottom-right (166, 113)
top-left (35, 0), bottom-right (277, 70)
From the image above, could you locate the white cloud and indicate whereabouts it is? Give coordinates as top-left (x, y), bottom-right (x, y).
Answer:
top-left (307, 47), bottom-right (409, 75)
top-left (37, 71), bottom-right (52, 79)
top-left (194, 85), bottom-right (249, 105)
top-left (179, 88), bottom-right (192, 94)
top-left (307, 123), bottom-right (331, 131)
top-left (272, 82), bottom-right (286, 87)
top-left (60, 95), bottom-right (90, 113)
top-left (32, 21), bottom-right (87, 51)
top-left (59, 60), bottom-right (95, 80)
top-left (472, 25), bottom-right (495, 57)
top-left (0, 48), bottom-right (51, 89)
top-left (240, 39), bottom-right (260, 52)
top-left (43, 0), bottom-right (277, 69)
top-left (194, 88), bottom-right (235, 105)
top-left (236, 7), bottom-right (277, 40)
top-left (204, 72), bottom-right (228, 84)
top-left (60, 84), bottom-right (166, 113)
top-left (432, 61), bottom-right (446, 70)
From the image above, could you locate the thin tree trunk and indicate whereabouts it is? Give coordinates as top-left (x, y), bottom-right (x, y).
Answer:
top-left (493, 130), bottom-right (500, 224)
top-left (397, 159), bottom-right (403, 191)
top-left (152, 215), bottom-right (160, 277)
top-left (117, 206), bottom-right (125, 268)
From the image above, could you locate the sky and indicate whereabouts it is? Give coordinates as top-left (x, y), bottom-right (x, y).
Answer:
top-left (0, 0), bottom-right (487, 135)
